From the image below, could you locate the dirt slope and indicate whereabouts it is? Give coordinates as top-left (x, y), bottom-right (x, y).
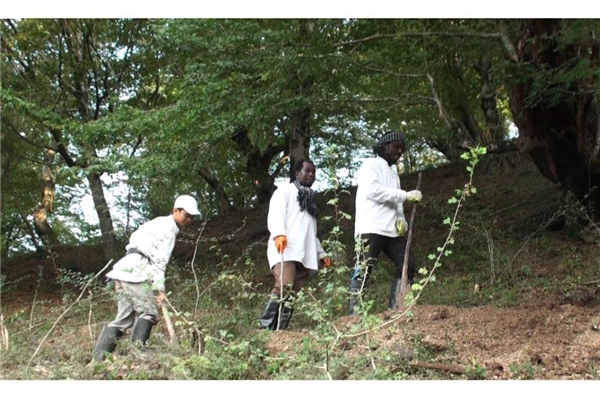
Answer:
top-left (263, 299), bottom-right (600, 379)
top-left (2, 151), bottom-right (600, 380)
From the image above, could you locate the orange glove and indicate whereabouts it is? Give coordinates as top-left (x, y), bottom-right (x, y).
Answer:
top-left (321, 257), bottom-right (332, 268)
top-left (274, 235), bottom-right (287, 253)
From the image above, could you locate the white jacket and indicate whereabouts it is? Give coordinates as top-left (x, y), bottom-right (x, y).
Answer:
top-left (267, 182), bottom-right (326, 275)
top-left (105, 215), bottom-right (180, 291)
top-left (354, 156), bottom-right (408, 238)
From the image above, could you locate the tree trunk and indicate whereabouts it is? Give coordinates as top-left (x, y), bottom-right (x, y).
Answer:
top-left (287, 107), bottom-right (312, 179)
top-left (286, 21), bottom-right (314, 179)
top-left (11, 191), bottom-right (43, 254)
top-left (60, 19), bottom-right (122, 258)
top-left (33, 137), bottom-right (57, 247)
top-left (0, 151), bottom-right (7, 212)
top-left (507, 19), bottom-right (600, 220)
top-left (197, 167), bottom-right (233, 214)
top-left (231, 127), bottom-right (285, 204)
top-left (87, 172), bottom-right (120, 261)
top-left (476, 56), bottom-right (507, 148)
top-left (0, 152), bottom-right (7, 182)
top-left (426, 73), bottom-right (474, 162)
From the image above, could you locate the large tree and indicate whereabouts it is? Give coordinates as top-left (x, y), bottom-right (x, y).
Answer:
top-left (143, 19), bottom-right (374, 210)
top-left (1, 18), bottom-right (166, 259)
top-left (504, 19), bottom-right (600, 220)
top-left (334, 19), bottom-right (516, 162)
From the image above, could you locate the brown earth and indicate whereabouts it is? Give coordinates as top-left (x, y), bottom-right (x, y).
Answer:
top-left (263, 294), bottom-right (600, 380)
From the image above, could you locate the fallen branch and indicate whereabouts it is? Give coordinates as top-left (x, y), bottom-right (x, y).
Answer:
top-left (411, 361), bottom-right (468, 375)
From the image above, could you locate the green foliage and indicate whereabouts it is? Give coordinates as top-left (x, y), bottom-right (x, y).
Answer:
top-left (6, 18), bottom-right (592, 255)
top-left (171, 336), bottom-right (270, 380)
top-left (4, 18), bottom-right (600, 382)
top-left (465, 359), bottom-right (487, 380)
top-left (509, 359), bottom-right (541, 380)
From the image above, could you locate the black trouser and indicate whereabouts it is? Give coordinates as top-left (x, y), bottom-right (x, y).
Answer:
top-left (351, 233), bottom-right (416, 291)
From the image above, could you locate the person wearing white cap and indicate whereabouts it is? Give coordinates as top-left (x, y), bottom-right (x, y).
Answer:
top-left (92, 194), bottom-right (200, 361)
top-left (348, 131), bottom-right (423, 315)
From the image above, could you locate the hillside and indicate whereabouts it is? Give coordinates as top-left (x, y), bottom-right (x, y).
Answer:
top-left (1, 151), bottom-right (600, 381)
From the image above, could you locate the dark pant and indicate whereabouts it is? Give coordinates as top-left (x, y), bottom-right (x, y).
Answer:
top-left (270, 261), bottom-right (310, 295)
top-left (352, 233), bottom-right (416, 288)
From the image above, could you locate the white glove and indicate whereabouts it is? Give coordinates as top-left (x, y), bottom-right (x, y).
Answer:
top-left (396, 219), bottom-right (408, 236)
top-left (406, 190), bottom-right (422, 203)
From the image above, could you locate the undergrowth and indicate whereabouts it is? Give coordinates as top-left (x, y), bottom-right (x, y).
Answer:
top-left (1, 147), bottom-right (599, 381)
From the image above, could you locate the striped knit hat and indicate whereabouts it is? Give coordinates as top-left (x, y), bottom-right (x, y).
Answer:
top-left (377, 131), bottom-right (406, 148)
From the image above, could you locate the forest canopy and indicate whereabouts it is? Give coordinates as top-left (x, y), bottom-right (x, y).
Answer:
top-left (2, 18), bottom-right (599, 259)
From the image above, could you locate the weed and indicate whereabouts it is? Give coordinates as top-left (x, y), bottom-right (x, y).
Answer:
top-left (465, 358), bottom-right (487, 380)
top-left (509, 359), bottom-right (540, 380)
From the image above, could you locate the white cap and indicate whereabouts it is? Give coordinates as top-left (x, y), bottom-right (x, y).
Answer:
top-left (173, 195), bottom-right (200, 215)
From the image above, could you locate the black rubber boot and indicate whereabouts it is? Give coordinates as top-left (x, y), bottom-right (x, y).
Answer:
top-left (388, 278), bottom-right (402, 309)
top-left (277, 302), bottom-right (294, 330)
top-left (131, 318), bottom-right (154, 345)
top-left (348, 278), bottom-right (364, 316)
top-left (93, 325), bottom-right (123, 361)
top-left (259, 298), bottom-right (280, 330)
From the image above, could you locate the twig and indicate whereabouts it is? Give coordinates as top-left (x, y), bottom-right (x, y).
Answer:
top-left (479, 216), bottom-right (496, 285)
top-left (162, 296), bottom-right (228, 351)
top-left (313, 360), bottom-right (333, 380)
top-left (28, 278), bottom-right (40, 342)
top-left (191, 220), bottom-right (208, 315)
top-left (0, 314), bottom-right (8, 350)
top-left (88, 307), bottom-right (93, 340)
top-left (25, 259), bottom-right (113, 375)
top-left (367, 334), bottom-right (376, 372)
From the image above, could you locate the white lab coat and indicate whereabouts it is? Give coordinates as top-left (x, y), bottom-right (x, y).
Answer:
top-left (354, 156), bottom-right (408, 238)
top-left (266, 182), bottom-right (326, 275)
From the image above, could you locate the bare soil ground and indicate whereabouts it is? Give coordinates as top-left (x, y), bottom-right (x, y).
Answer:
top-left (263, 292), bottom-right (600, 379)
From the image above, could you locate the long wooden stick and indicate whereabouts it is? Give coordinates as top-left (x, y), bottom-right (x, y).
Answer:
top-left (160, 303), bottom-right (178, 346)
top-left (276, 250), bottom-right (284, 331)
top-left (397, 172), bottom-right (422, 309)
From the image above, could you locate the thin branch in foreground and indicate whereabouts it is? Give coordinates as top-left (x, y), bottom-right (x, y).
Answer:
top-left (25, 259), bottom-right (113, 375)
top-left (0, 314), bottom-right (9, 350)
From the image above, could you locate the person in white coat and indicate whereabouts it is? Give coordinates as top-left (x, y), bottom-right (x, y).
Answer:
top-left (259, 159), bottom-right (332, 330)
top-left (92, 195), bottom-right (200, 361)
top-left (348, 131), bottom-right (423, 315)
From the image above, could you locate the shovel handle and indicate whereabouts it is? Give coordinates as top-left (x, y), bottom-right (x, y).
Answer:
top-left (398, 172), bottom-right (422, 309)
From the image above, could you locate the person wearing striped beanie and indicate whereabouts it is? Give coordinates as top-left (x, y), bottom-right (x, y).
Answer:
top-left (348, 130), bottom-right (423, 315)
